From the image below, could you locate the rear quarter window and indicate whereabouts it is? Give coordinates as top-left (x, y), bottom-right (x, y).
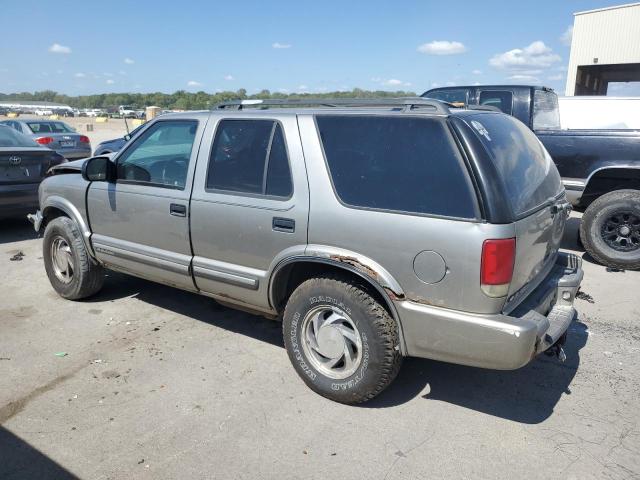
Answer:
top-left (467, 113), bottom-right (563, 217)
top-left (316, 115), bottom-right (478, 219)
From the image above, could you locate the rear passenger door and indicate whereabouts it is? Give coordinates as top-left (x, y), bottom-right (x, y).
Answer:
top-left (190, 115), bottom-right (309, 310)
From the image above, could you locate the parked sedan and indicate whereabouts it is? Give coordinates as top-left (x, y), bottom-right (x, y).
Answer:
top-left (93, 123), bottom-right (145, 155)
top-left (0, 125), bottom-right (66, 219)
top-left (0, 119), bottom-right (91, 160)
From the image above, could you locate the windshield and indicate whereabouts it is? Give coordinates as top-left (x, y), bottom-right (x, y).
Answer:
top-left (27, 122), bottom-right (74, 134)
top-left (0, 126), bottom-right (39, 147)
top-left (467, 113), bottom-right (563, 217)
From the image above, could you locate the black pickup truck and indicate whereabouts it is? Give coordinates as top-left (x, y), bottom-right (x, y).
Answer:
top-left (423, 85), bottom-right (640, 270)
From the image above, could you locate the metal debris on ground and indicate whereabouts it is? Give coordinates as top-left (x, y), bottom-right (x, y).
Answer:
top-left (9, 251), bottom-right (25, 261)
top-left (54, 352), bottom-right (68, 357)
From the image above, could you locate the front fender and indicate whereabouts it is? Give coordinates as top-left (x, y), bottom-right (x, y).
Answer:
top-left (41, 195), bottom-right (95, 257)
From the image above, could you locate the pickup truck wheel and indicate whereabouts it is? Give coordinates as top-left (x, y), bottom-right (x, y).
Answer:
top-left (43, 217), bottom-right (104, 299)
top-left (580, 189), bottom-right (640, 270)
top-left (283, 275), bottom-right (402, 404)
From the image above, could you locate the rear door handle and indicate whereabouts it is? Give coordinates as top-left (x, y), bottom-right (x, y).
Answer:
top-left (273, 217), bottom-right (295, 233)
top-left (170, 203), bottom-right (187, 217)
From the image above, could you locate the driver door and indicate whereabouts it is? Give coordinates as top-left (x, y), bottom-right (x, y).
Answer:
top-left (87, 118), bottom-right (205, 290)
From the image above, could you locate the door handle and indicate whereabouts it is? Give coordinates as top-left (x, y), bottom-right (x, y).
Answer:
top-left (273, 217), bottom-right (295, 233)
top-left (170, 203), bottom-right (187, 217)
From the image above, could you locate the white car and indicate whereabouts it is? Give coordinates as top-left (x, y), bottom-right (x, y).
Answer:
top-left (35, 109), bottom-right (53, 116)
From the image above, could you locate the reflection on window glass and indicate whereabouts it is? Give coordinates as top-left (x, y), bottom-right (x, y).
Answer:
top-left (317, 115), bottom-right (476, 218)
top-left (423, 89), bottom-right (468, 105)
top-left (116, 120), bottom-right (197, 189)
top-left (207, 120), bottom-right (293, 198)
top-left (479, 91), bottom-right (513, 114)
top-left (27, 122), bottom-right (74, 134)
top-left (532, 90), bottom-right (560, 130)
top-left (468, 114), bottom-right (562, 216)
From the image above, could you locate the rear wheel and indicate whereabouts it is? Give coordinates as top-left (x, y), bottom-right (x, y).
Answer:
top-left (43, 217), bottom-right (104, 299)
top-left (282, 275), bottom-right (402, 404)
top-left (580, 189), bottom-right (640, 270)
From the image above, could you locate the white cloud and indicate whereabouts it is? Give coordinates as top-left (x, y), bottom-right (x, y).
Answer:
top-left (560, 25), bottom-right (573, 47)
top-left (431, 82), bottom-right (440, 88)
top-left (106, 79), bottom-right (115, 84)
top-left (272, 42), bottom-right (292, 49)
top-left (103, 72), bottom-right (114, 77)
top-left (297, 85), bottom-right (309, 91)
top-left (278, 88), bottom-right (289, 93)
top-left (124, 57), bottom-right (135, 64)
top-left (187, 80), bottom-right (203, 87)
top-left (446, 81), bottom-right (455, 86)
top-left (49, 43), bottom-right (71, 54)
top-left (417, 40), bottom-right (467, 55)
top-left (507, 74), bottom-right (540, 82)
top-left (490, 41), bottom-right (561, 71)
top-left (224, 74), bottom-right (234, 81)
top-left (547, 73), bottom-right (564, 81)
top-left (376, 78), bottom-right (412, 87)
top-left (119, 70), bottom-right (127, 76)
top-left (74, 72), bottom-right (86, 78)
top-left (472, 69), bottom-right (482, 75)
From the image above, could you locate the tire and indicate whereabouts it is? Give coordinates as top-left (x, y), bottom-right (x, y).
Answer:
top-left (283, 275), bottom-right (402, 404)
top-left (43, 217), bottom-right (104, 299)
top-left (580, 189), bottom-right (640, 270)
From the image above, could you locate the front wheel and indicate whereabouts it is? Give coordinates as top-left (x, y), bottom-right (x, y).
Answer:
top-left (43, 217), bottom-right (104, 299)
top-left (580, 189), bottom-right (640, 270)
top-left (282, 275), bottom-right (402, 404)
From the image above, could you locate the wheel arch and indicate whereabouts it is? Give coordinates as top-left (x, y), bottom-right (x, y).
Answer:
top-left (41, 196), bottom-right (95, 258)
top-left (582, 166), bottom-right (640, 207)
top-left (269, 257), bottom-right (408, 355)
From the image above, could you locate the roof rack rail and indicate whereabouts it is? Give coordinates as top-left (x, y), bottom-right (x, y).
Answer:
top-left (213, 97), bottom-right (451, 114)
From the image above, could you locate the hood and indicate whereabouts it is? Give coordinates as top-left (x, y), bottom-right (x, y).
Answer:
top-left (50, 157), bottom-right (87, 173)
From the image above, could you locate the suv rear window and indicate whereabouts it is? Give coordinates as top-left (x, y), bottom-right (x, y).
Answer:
top-left (316, 115), bottom-right (477, 219)
top-left (467, 113), bottom-right (563, 217)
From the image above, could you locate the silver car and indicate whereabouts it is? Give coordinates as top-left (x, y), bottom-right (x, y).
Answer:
top-left (30, 98), bottom-right (583, 404)
top-left (0, 119), bottom-right (91, 160)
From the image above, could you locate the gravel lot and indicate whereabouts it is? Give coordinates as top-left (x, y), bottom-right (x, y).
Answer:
top-left (1, 212), bottom-right (639, 479)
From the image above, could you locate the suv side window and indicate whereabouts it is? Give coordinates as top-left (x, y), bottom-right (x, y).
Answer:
top-left (207, 119), bottom-right (293, 198)
top-left (479, 90), bottom-right (513, 114)
top-left (116, 120), bottom-right (197, 189)
top-left (316, 115), bottom-right (477, 219)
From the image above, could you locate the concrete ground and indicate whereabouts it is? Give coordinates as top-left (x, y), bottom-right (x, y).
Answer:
top-left (0, 213), bottom-right (639, 480)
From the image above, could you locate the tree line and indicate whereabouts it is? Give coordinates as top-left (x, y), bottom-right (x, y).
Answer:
top-left (0, 88), bottom-right (418, 110)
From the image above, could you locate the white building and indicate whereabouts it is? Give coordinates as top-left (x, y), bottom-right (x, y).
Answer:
top-left (565, 2), bottom-right (640, 96)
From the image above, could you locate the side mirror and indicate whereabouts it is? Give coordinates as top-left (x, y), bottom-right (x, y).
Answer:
top-left (81, 156), bottom-right (116, 182)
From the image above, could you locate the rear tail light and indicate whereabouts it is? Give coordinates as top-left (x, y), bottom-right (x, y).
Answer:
top-left (79, 135), bottom-right (90, 143)
top-left (481, 238), bottom-right (516, 297)
top-left (35, 136), bottom-right (53, 145)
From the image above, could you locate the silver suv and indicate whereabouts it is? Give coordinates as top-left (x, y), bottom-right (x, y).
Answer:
top-left (30, 98), bottom-right (583, 404)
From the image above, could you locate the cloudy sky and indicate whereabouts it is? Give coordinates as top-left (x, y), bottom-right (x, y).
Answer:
top-left (1, 0), bottom-right (638, 96)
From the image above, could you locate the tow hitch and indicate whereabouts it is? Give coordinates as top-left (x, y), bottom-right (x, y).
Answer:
top-left (544, 332), bottom-right (568, 363)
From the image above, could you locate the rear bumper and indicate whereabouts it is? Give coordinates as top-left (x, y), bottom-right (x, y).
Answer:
top-left (0, 183), bottom-right (39, 219)
top-left (398, 252), bottom-right (583, 370)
